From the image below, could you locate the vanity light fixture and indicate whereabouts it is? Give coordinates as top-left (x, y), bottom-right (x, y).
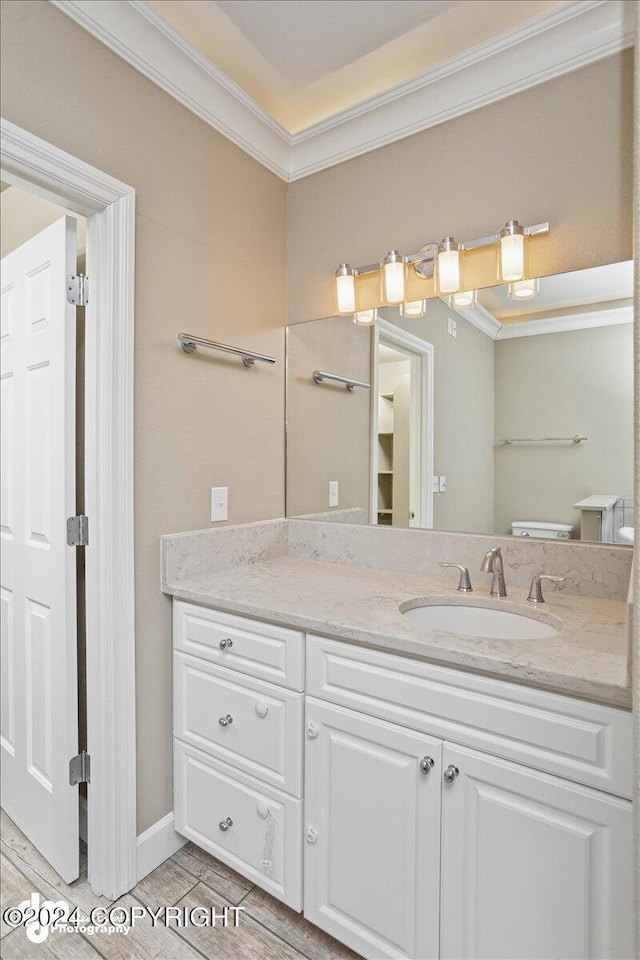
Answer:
top-left (333, 220), bottom-right (548, 311)
top-left (449, 289), bottom-right (477, 308)
top-left (435, 237), bottom-right (462, 294)
top-left (497, 219), bottom-right (525, 282)
top-left (353, 309), bottom-right (378, 326)
top-left (381, 250), bottom-right (405, 304)
top-left (508, 278), bottom-right (540, 300)
top-left (335, 263), bottom-right (356, 314)
top-left (400, 299), bottom-right (426, 318)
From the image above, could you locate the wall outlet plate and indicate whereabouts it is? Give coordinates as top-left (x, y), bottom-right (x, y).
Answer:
top-left (329, 480), bottom-right (339, 507)
top-left (211, 486), bottom-right (228, 522)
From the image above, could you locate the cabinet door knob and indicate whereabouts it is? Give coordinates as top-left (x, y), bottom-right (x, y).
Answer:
top-left (306, 826), bottom-right (318, 844)
top-left (218, 714), bottom-right (233, 727)
top-left (219, 817), bottom-right (233, 832)
top-left (419, 756), bottom-right (435, 775)
top-left (306, 721), bottom-right (319, 739)
top-left (219, 638), bottom-right (233, 650)
top-left (443, 764), bottom-right (459, 783)
top-left (255, 701), bottom-right (269, 719)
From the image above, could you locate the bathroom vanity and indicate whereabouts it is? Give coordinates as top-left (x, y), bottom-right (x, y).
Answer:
top-left (162, 519), bottom-right (634, 960)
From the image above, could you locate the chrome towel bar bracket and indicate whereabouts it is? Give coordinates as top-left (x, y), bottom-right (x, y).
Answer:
top-left (177, 332), bottom-right (276, 367)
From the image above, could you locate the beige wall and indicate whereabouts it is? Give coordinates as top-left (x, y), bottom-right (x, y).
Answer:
top-left (286, 317), bottom-right (371, 517)
top-left (386, 301), bottom-right (495, 534)
top-left (0, 0), bottom-right (287, 833)
top-left (494, 323), bottom-right (634, 535)
top-left (287, 51), bottom-right (633, 324)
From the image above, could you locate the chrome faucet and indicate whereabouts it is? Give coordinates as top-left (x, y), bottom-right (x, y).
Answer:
top-left (527, 573), bottom-right (566, 603)
top-left (481, 547), bottom-right (507, 598)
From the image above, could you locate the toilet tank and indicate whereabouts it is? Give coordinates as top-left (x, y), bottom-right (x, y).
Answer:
top-left (512, 521), bottom-right (573, 540)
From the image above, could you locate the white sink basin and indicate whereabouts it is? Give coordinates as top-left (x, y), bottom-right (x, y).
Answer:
top-left (401, 603), bottom-right (559, 639)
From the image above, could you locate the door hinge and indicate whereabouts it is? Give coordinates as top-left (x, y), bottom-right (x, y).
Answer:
top-left (67, 515), bottom-right (89, 547)
top-left (66, 274), bottom-right (89, 306)
top-left (69, 750), bottom-right (90, 785)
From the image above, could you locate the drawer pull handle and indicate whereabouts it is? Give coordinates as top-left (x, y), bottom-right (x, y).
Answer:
top-left (306, 826), bottom-right (318, 844)
top-left (419, 756), bottom-right (435, 775)
top-left (219, 638), bottom-right (233, 650)
top-left (443, 764), bottom-right (459, 784)
top-left (218, 714), bottom-right (233, 727)
top-left (219, 817), bottom-right (233, 832)
top-left (255, 702), bottom-right (269, 719)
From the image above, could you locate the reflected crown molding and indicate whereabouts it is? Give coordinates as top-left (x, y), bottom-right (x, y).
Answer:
top-left (495, 303), bottom-right (633, 340)
top-left (51, 0), bottom-right (635, 182)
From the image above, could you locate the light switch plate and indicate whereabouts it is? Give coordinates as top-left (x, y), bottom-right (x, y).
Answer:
top-left (211, 486), bottom-right (228, 522)
top-left (431, 476), bottom-right (440, 493)
top-left (329, 480), bottom-right (339, 507)
top-left (447, 317), bottom-right (457, 337)
top-left (439, 476), bottom-right (447, 493)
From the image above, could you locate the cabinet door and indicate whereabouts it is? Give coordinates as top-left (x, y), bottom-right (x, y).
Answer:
top-left (304, 698), bottom-right (442, 960)
top-left (440, 744), bottom-right (634, 960)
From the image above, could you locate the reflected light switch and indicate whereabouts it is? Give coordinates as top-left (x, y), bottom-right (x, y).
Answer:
top-left (329, 481), bottom-right (339, 507)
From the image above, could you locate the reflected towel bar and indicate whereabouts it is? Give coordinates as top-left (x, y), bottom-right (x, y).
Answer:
top-left (178, 332), bottom-right (276, 367)
top-left (313, 370), bottom-right (370, 391)
top-left (503, 435), bottom-right (588, 445)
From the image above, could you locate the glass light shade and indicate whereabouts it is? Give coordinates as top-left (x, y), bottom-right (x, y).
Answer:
top-left (449, 290), bottom-right (477, 308)
top-left (508, 278), bottom-right (540, 300)
top-left (497, 220), bottom-right (525, 282)
top-left (353, 309), bottom-right (378, 326)
top-left (381, 251), bottom-right (405, 304)
top-left (400, 299), bottom-right (426, 318)
top-left (335, 264), bottom-right (356, 314)
top-left (435, 238), bottom-right (461, 294)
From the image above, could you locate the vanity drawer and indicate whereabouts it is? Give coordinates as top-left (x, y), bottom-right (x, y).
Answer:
top-left (173, 600), bottom-right (304, 691)
top-left (306, 635), bottom-right (632, 799)
top-left (174, 652), bottom-right (303, 796)
top-left (174, 740), bottom-right (302, 911)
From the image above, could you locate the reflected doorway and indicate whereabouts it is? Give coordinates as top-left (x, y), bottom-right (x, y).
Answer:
top-left (371, 320), bottom-right (434, 528)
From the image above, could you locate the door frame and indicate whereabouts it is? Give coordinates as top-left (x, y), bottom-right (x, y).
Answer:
top-left (1, 118), bottom-right (136, 899)
top-left (370, 318), bottom-right (434, 528)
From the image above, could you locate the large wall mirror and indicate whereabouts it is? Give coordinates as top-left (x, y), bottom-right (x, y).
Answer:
top-left (286, 261), bottom-right (634, 545)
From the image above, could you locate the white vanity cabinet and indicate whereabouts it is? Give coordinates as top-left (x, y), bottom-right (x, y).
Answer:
top-left (304, 698), bottom-right (443, 960)
top-left (439, 744), bottom-right (634, 960)
top-left (172, 601), bottom-right (634, 960)
top-left (172, 600), bottom-right (305, 910)
top-left (304, 635), bottom-right (633, 960)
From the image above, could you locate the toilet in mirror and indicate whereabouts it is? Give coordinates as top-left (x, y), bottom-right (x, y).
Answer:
top-left (286, 259), bottom-right (633, 544)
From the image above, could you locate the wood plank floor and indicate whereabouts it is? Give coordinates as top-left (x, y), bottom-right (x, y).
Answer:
top-left (0, 811), bottom-right (361, 960)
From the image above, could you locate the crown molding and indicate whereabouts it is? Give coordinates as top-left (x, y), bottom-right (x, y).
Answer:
top-left (50, 0), bottom-right (291, 179)
top-left (51, 0), bottom-right (634, 183)
top-left (495, 303), bottom-right (634, 339)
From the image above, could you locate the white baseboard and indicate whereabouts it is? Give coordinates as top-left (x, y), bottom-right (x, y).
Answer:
top-left (136, 812), bottom-right (186, 883)
top-left (79, 796), bottom-right (87, 843)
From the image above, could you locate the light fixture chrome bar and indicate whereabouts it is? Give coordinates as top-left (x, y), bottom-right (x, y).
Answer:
top-left (178, 332), bottom-right (276, 367)
top-left (503, 434), bottom-right (587, 445)
top-left (313, 370), bottom-right (370, 391)
top-left (346, 222), bottom-right (550, 273)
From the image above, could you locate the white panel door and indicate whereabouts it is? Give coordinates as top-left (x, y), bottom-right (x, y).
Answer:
top-left (304, 698), bottom-right (442, 960)
top-left (440, 744), bottom-right (634, 960)
top-left (1, 217), bottom-right (79, 882)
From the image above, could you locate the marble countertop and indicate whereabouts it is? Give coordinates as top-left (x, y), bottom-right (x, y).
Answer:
top-left (163, 555), bottom-right (630, 708)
